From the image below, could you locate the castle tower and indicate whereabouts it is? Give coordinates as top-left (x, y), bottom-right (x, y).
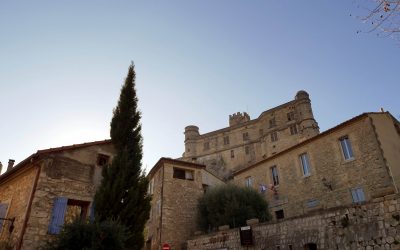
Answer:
top-left (294, 90), bottom-right (319, 139)
top-left (184, 125), bottom-right (200, 158)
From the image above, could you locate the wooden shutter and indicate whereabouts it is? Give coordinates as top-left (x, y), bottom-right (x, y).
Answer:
top-left (89, 203), bottom-right (95, 222)
top-left (0, 203), bottom-right (8, 231)
top-left (48, 197), bottom-right (68, 234)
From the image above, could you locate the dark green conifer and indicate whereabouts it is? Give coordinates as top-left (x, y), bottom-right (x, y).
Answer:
top-left (94, 63), bottom-right (151, 249)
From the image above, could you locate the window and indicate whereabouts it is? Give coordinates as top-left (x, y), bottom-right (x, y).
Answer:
top-left (97, 154), bottom-right (110, 166)
top-left (289, 245), bottom-right (293, 250)
top-left (173, 168), bottom-right (194, 181)
top-left (271, 132), bottom-right (278, 142)
top-left (289, 125), bottom-right (298, 135)
top-left (287, 112), bottom-right (295, 121)
top-left (275, 209), bottom-right (284, 220)
top-left (351, 187), bottom-right (365, 203)
top-left (340, 136), bottom-right (354, 160)
top-left (245, 146), bottom-right (250, 155)
top-left (306, 199), bottom-right (319, 208)
top-left (223, 136), bottom-right (230, 145)
top-left (203, 142), bottom-right (210, 151)
top-left (0, 202), bottom-right (9, 233)
top-left (299, 153), bottom-right (311, 176)
top-left (231, 150), bottom-right (235, 158)
top-left (245, 177), bottom-right (252, 187)
top-left (48, 197), bottom-right (91, 234)
top-left (156, 199), bottom-right (161, 216)
top-left (148, 178), bottom-right (154, 195)
top-left (276, 246), bottom-right (280, 250)
top-left (269, 118), bottom-right (276, 128)
top-left (271, 166), bottom-right (279, 186)
top-left (243, 132), bottom-right (249, 141)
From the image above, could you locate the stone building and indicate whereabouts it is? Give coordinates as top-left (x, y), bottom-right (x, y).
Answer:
top-left (145, 158), bottom-right (224, 250)
top-left (182, 91), bottom-right (319, 179)
top-left (0, 140), bottom-right (114, 249)
top-left (233, 112), bottom-right (400, 221)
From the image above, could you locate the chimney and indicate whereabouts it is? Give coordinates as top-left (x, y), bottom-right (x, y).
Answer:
top-left (7, 159), bottom-right (15, 171)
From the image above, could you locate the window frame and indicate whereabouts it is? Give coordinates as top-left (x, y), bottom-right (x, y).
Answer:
top-left (203, 141), bottom-right (210, 151)
top-left (230, 150), bottom-right (235, 158)
top-left (351, 187), bottom-right (365, 203)
top-left (271, 166), bottom-right (279, 186)
top-left (299, 153), bottom-right (311, 176)
top-left (271, 132), bottom-right (278, 142)
top-left (242, 132), bottom-right (249, 141)
top-left (287, 112), bottom-right (295, 121)
top-left (289, 124), bottom-right (298, 135)
top-left (173, 167), bottom-right (194, 181)
top-left (245, 176), bottom-right (252, 188)
top-left (339, 136), bottom-right (354, 160)
top-left (223, 136), bottom-right (230, 145)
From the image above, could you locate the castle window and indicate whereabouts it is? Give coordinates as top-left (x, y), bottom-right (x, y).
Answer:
top-left (0, 202), bottom-right (9, 233)
top-left (287, 112), bottom-right (295, 121)
top-left (173, 168), bottom-right (194, 181)
top-left (275, 209), bottom-right (284, 220)
top-left (223, 136), bottom-right (230, 145)
top-left (340, 136), bottom-right (354, 160)
top-left (271, 132), bottom-right (278, 142)
top-left (269, 118), bottom-right (276, 128)
top-left (299, 153), bottom-right (311, 176)
top-left (203, 142), bottom-right (210, 151)
top-left (271, 166), bottom-right (279, 186)
top-left (245, 146), bottom-right (250, 155)
top-left (351, 187), bottom-right (365, 203)
top-left (231, 150), bottom-right (235, 158)
top-left (243, 132), bottom-right (249, 141)
top-left (97, 154), bottom-right (110, 166)
top-left (245, 176), bottom-right (252, 187)
top-left (290, 124), bottom-right (298, 135)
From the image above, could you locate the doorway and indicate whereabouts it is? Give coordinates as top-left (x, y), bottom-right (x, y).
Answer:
top-left (304, 243), bottom-right (317, 250)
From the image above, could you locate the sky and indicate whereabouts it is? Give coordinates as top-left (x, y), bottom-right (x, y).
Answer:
top-left (0, 1), bottom-right (399, 174)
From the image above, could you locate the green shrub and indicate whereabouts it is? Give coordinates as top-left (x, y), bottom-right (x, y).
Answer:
top-left (47, 220), bottom-right (128, 250)
top-left (197, 184), bottom-right (271, 231)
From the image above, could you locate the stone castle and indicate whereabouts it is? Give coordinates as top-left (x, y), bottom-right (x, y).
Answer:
top-left (145, 90), bottom-right (400, 250)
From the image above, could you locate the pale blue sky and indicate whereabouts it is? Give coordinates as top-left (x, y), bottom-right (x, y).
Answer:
top-left (0, 1), bottom-right (399, 174)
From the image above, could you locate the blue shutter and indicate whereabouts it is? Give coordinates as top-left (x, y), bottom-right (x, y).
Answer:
top-left (357, 188), bottom-right (365, 202)
top-left (89, 203), bottom-right (95, 223)
top-left (351, 189), bottom-right (359, 203)
top-left (48, 197), bottom-right (68, 234)
top-left (0, 203), bottom-right (8, 230)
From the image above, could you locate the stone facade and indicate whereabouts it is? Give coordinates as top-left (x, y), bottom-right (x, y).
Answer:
top-left (234, 112), bottom-right (400, 221)
top-left (182, 91), bottom-right (319, 180)
top-left (0, 140), bottom-right (114, 249)
top-left (187, 194), bottom-right (400, 250)
top-left (145, 158), bottom-right (224, 250)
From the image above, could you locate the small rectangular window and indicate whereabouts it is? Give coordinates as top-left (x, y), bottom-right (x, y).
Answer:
top-left (351, 187), bottom-right (365, 203)
top-left (306, 199), bottom-right (319, 208)
top-left (287, 112), bottom-right (295, 121)
top-left (245, 177), bottom-right (252, 187)
top-left (271, 166), bottom-right (279, 186)
top-left (243, 132), bottom-right (249, 141)
top-left (299, 153), bottom-right (311, 176)
top-left (289, 125), bottom-right (298, 135)
top-left (223, 136), bottom-right (230, 145)
top-left (340, 136), bottom-right (354, 160)
top-left (97, 154), bottom-right (110, 166)
top-left (0, 203), bottom-right (9, 233)
top-left (204, 142), bottom-right (210, 151)
top-left (245, 146), bottom-right (250, 155)
top-left (231, 150), bottom-right (235, 158)
top-left (173, 168), bottom-right (194, 181)
top-left (289, 245), bottom-right (293, 250)
top-left (148, 179), bottom-right (154, 194)
top-left (271, 132), bottom-right (278, 142)
top-left (275, 209), bottom-right (284, 219)
top-left (269, 118), bottom-right (276, 128)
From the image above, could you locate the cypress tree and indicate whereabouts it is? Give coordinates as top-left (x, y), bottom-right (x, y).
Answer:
top-left (94, 63), bottom-right (151, 249)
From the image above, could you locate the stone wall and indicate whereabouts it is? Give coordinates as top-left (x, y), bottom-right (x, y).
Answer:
top-left (0, 166), bottom-right (38, 248)
top-left (187, 194), bottom-right (400, 250)
top-left (182, 91), bottom-right (319, 179)
top-left (234, 114), bottom-right (396, 220)
top-left (21, 143), bottom-right (114, 249)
